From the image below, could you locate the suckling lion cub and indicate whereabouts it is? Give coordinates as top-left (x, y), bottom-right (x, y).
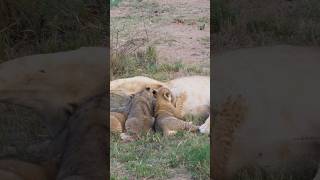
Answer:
top-left (120, 87), bottom-right (156, 141)
top-left (154, 87), bottom-right (199, 136)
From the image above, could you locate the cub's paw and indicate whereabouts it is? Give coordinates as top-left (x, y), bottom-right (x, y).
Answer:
top-left (164, 130), bottom-right (177, 136)
top-left (120, 133), bottom-right (136, 142)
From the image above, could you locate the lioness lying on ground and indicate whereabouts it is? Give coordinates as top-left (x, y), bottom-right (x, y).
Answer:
top-left (212, 45), bottom-right (320, 180)
top-left (0, 47), bottom-right (107, 137)
top-left (154, 87), bottom-right (199, 136)
top-left (110, 76), bottom-right (210, 134)
top-left (0, 47), bottom-right (107, 180)
top-left (120, 87), bottom-right (156, 142)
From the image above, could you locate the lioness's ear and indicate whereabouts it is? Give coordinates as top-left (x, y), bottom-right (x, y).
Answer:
top-left (164, 91), bottom-right (171, 101)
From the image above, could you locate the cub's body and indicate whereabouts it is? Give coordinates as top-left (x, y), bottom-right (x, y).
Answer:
top-left (110, 76), bottom-right (210, 134)
top-left (120, 88), bottom-right (155, 141)
top-left (154, 87), bottom-right (199, 136)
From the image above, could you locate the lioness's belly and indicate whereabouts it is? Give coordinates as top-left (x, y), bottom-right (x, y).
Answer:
top-left (213, 45), bottom-right (320, 178)
top-left (167, 76), bottom-right (210, 114)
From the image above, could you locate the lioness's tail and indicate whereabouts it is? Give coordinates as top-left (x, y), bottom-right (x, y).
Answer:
top-left (212, 95), bottom-right (248, 180)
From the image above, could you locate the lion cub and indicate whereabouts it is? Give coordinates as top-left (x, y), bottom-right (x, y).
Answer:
top-left (110, 112), bottom-right (127, 133)
top-left (154, 87), bottom-right (199, 136)
top-left (120, 87), bottom-right (155, 141)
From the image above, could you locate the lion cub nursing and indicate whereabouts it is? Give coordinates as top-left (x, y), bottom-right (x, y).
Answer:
top-left (154, 87), bottom-right (199, 136)
top-left (120, 87), bottom-right (155, 141)
top-left (115, 86), bottom-right (199, 141)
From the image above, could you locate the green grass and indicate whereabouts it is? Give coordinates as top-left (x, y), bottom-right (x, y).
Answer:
top-left (111, 0), bottom-right (122, 7)
top-left (111, 130), bottom-right (210, 179)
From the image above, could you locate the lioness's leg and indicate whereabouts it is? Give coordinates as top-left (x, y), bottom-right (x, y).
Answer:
top-left (199, 116), bottom-right (210, 134)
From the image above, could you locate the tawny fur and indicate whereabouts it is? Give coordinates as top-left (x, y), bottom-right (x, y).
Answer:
top-left (57, 94), bottom-right (107, 180)
top-left (0, 47), bottom-right (107, 136)
top-left (0, 159), bottom-right (57, 180)
top-left (110, 76), bottom-right (166, 96)
top-left (0, 48), bottom-right (107, 180)
top-left (212, 95), bottom-right (248, 180)
top-left (110, 76), bottom-right (210, 134)
top-left (120, 88), bottom-right (155, 142)
top-left (212, 45), bottom-right (320, 179)
top-left (154, 87), bottom-right (199, 136)
top-left (110, 112), bottom-right (127, 133)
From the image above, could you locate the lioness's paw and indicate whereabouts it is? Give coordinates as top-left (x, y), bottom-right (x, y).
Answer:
top-left (199, 122), bottom-right (210, 134)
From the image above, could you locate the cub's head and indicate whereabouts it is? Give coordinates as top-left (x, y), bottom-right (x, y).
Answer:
top-left (153, 87), bottom-right (173, 103)
top-left (131, 86), bottom-right (157, 102)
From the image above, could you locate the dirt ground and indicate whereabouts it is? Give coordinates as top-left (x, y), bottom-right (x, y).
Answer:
top-left (111, 0), bottom-right (210, 66)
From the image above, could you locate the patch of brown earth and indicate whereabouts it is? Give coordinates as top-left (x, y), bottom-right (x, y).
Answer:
top-left (111, 0), bottom-right (210, 65)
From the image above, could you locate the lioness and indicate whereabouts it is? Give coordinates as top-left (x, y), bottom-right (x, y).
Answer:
top-left (154, 87), bottom-right (199, 136)
top-left (120, 87), bottom-right (156, 142)
top-left (212, 45), bottom-right (320, 179)
top-left (110, 76), bottom-right (210, 134)
top-left (0, 47), bottom-right (107, 137)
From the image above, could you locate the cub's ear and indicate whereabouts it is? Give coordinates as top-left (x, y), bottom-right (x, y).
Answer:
top-left (156, 84), bottom-right (163, 89)
top-left (164, 91), bottom-right (172, 102)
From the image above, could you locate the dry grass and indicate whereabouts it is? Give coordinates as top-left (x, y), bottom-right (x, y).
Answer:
top-left (213, 0), bottom-right (320, 53)
top-left (110, 45), bottom-right (209, 81)
top-left (0, 0), bottom-right (108, 61)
